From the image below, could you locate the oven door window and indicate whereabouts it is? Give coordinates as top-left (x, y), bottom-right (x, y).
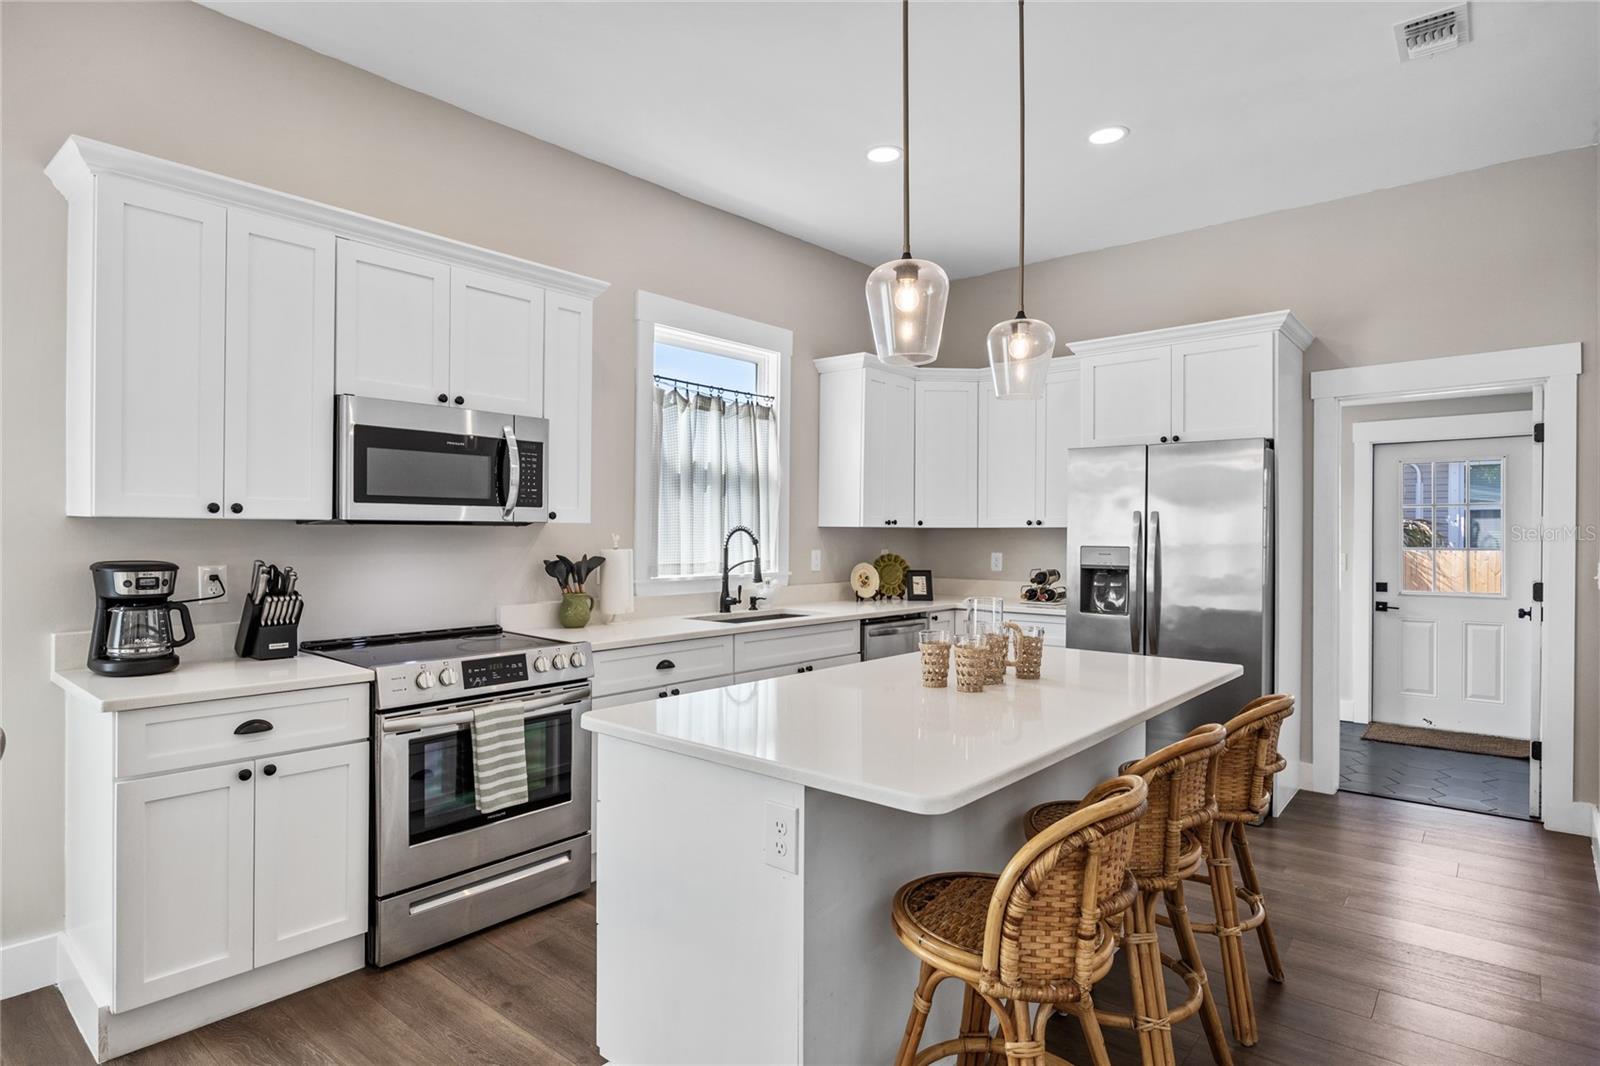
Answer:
top-left (408, 713), bottom-right (572, 845)
top-left (353, 424), bottom-right (507, 507)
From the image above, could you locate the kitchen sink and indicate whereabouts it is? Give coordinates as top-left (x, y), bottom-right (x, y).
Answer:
top-left (688, 611), bottom-right (814, 624)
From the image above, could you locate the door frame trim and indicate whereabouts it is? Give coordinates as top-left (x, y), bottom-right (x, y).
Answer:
top-left (1311, 343), bottom-right (1584, 835)
top-left (1349, 410), bottom-right (1535, 726)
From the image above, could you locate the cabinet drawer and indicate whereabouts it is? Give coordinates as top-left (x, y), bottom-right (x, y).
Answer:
top-left (733, 621), bottom-right (860, 673)
top-left (592, 637), bottom-right (734, 698)
top-left (734, 652), bottom-right (860, 684)
top-left (1004, 610), bottom-right (1069, 649)
top-left (115, 684), bottom-right (368, 778)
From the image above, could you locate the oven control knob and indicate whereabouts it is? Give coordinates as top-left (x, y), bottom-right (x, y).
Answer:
top-left (532, 656), bottom-right (550, 673)
top-left (569, 650), bottom-right (586, 668)
top-left (552, 653), bottom-right (568, 670)
top-left (415, 669), bottom-right (434, 690)
top-left (438, 667), bottom-right (458, 687)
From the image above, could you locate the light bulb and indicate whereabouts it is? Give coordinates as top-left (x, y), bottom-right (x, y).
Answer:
top-left (1008, 330), bottom-right (1031, 360)
top-left (894, 277), bottom-right (922, 313)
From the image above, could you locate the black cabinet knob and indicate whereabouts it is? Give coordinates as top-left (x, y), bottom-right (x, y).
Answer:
top-left (916, 520), bottom-right (924, 526)
top-left (805, 664), bottom-right (814, 672)
top-left (437, 393), bottom-right (449, 403)
top-left (237, 768), bottom-right (252, 781)
top-left (670, 687), bottom-right (680, 695)
top-left (797, 667), bottom-right (805, 673)
top-left (1160, 436), bottom-right (1169, 443)
top-left (658, 690), bottom-right (668, 698)
top-left (454, 396), bottom-right (464, 405)
top-left (233, 719), bottom-right (274, 735)
top-left (656, 659), bottom-right (676, 670)
top-left (1172, 434), bottom-right (1181, 442)
top-left (548, 511), bottom-right (557, 520)
top-left (263, 764), bottom-right (277, 777)
top-left (207, 502), bottom-right (220, 514)
top-left (230, 503), bottom-right (243, 514)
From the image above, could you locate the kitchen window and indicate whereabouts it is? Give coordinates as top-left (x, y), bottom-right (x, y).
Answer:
top-left (634, 292), bottom-right (791, 597)
top-left (1399, 458), bottom-right (1505, 595)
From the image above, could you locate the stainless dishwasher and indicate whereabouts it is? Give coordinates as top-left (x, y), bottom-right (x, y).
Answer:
top-left (860, 612), bottom-right (930, 660)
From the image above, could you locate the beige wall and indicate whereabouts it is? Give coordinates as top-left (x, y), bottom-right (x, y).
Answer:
top-left (940, 146), bottom-right (1599, 801)
top-left (0, 1), bottom-right (925, 943)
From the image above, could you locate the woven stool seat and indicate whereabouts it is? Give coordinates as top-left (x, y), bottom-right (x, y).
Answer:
top-left (895, 874), bottom-right (997, 961)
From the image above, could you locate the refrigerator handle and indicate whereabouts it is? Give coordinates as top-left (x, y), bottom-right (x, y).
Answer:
top-left (1131, 510), bottom-right (1144, 653)
top-left (1148, 510), bottom-right (1162, 656)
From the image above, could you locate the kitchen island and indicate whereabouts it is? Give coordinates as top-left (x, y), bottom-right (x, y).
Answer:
top-left (582, 648), bottom-right (1241, 1065)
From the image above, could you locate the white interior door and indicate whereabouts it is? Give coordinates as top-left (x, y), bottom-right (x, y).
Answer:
top-left (1371, 437), bottom-right (1537, 739)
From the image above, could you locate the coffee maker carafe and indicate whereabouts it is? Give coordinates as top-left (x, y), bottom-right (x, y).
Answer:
top-left (88, 561), bottom-right (194, 676)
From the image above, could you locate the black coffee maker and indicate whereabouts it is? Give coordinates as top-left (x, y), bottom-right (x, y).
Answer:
top-left (88, 561), bottom-right (194, 676)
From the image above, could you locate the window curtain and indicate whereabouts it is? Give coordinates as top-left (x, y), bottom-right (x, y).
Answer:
top-left (652, 385), bottom-right (779, 579)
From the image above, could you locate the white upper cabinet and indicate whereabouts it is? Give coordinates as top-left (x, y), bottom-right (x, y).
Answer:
top-left (543, 291), bottom-right (594, 523)
top-left (81, 176), bottom-right (228, 518)
top-left (225, 211), bottom-right (335, 520)
top-left (1170, 332), bottom-right (1275, 441)
top-left (914, 377), bottom-right (978, 527)
top-left (1079, 345), bottom-right (1172, 447)
top-left (335, 240), bottom-right (451, 406)
top-left (978, 380), bottom-right (1045, 528)
top-left (450, 267), bottom-right (546, 417)
top-left (864, 369), bottom-right (915, 527)
top-left (1040, 363), bottom-right (1081, 528)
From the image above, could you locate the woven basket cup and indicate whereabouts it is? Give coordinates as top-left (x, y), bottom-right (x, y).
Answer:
top-left (953, 641), bottom-right (988, 693)
top-left (982, 631), bottom-right (1008, 684)
top-left (1008, 622), bottom-right (1045, 680)
top-left (919, 635), bottom-right (952, 689)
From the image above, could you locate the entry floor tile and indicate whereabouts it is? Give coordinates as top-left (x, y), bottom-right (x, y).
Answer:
top-left (1339, 720), bottom-right (1531, 820)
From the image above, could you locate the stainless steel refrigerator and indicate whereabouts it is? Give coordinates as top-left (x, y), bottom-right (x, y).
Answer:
top-left (1065, 438), bottom-right (1274, 754)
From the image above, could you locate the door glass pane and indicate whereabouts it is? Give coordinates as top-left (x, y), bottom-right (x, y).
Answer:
top-left (1402, 549), bottom-right (1433, 592)
top-left (1469, 508), bottom-right (1503, 549)
top-left (1433, 506), bottom-right (1466, 548)
top-left (1402, 508), bottom-right (1434, 547)
top-left (1400, 463), bottom-right (1431, 507)
top-left (1434, 550), bottom-right (1467, 593)
top-left (1468, 461), bottom-right (1502, 504)
top-left (1432, 461), bottom-right (1467, 504)
top-left (1469, 550), bottom-right (1503, 594)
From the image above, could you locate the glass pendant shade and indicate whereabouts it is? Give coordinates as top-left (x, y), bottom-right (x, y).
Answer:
top-left (867, 256), bottom-right (949, 366)
top-left (986, 315), bottom-right (1055, 399)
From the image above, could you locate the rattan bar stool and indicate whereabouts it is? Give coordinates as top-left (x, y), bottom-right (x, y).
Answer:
top-left (1023, 725), bottom-right (1233, 1066)
top-left (1188, 694), bottom-right (1294, 1047)
top-left (891, 775), bottom-right (1148, 1066)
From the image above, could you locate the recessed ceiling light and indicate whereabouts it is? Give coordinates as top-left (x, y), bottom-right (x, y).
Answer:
top-left (866, 145), bottom-right (902, 164)
top-left (1088, 126), bottom-right (1129, 146)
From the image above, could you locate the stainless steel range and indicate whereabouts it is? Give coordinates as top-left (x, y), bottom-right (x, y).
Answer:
top-left (304, 625), bottom-right (592, 966)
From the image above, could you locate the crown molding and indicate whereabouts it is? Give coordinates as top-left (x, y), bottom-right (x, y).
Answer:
top-left (46, 136), bottom-right (609, 300)
top-left (1064, 310), bottom-right (1313, 358)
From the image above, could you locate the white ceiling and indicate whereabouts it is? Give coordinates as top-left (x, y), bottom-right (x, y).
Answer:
top-left (207, 1), bottom-right (1599, 279)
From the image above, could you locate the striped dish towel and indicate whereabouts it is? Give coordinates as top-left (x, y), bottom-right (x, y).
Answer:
top-left (471, 702), bottom-right (530, 813)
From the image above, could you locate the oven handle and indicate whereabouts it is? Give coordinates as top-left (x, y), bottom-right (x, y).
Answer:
top-left (380, 688), bottom-right (586, 733)
top-left (501, 428), bottom-right (520, 521)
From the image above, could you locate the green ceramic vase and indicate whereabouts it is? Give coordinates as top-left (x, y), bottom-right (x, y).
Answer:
top-left (558, 592), bottom-right (593, 629)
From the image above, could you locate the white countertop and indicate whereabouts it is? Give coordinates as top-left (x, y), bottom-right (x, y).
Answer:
top-left (51, 654), bottom-right (374, 712)
top-left (582, 649), bottom-right (1241, 815)
top-left (504, 598), bottom-right (965, 652)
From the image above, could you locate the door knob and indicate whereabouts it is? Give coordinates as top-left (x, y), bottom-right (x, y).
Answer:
top-left (1374, 601), bottom-right (1399, 612)
top-left (1518, 606), bottom-right (1534, 619)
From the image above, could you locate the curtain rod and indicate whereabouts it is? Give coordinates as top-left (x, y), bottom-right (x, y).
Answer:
top-left (653, 374), bottom-right (775, 405)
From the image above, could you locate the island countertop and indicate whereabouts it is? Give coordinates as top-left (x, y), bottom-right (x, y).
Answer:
top-left (582, 648), bottom-right (1241, 815)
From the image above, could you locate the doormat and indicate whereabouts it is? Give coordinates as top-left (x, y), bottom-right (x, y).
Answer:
top-left (1361, 722), bottom-right (1530, 759)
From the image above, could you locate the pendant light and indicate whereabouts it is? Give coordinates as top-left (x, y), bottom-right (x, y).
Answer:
top-left (987, 0), bottom-right (1055, 399)
top-left (865, 0), bottom-right (948, 367)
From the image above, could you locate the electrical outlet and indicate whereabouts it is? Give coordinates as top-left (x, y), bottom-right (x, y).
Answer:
top-left (197, 565), bottom-right (228, 605)
top-left (991, 552), bottom-right (1004, 572)
top-left (764, 800), bottom-right (798, 874)
top-left (810, 549), bottom-right (822, 572)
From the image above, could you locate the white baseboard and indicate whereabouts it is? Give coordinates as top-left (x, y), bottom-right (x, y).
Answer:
top-left (1590, 804), bottom-right (1600, 893)
top-left (1, 932), bottom-right (59, 999)
top-left (1541, 798), bottom-right (1595, 837)
top-left (1339, 698), bottom-right (1359, 724)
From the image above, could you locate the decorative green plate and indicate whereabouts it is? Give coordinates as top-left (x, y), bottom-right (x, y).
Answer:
top-left (874, 552), bottom-right (909, 597)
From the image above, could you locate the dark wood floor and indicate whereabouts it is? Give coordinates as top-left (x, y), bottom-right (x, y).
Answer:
top-left (4, 790), bottom-right (1597, 1065)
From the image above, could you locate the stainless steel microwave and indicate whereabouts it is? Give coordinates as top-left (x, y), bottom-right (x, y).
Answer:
top-left (336, 395), bottom-right (547, 524)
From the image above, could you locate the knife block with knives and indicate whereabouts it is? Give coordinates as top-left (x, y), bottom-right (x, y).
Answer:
top-left (235, 559), bottom-right (303, 660)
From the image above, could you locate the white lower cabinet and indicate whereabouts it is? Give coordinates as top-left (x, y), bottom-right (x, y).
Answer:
top-left (734, 653), bottom-right (859, 684)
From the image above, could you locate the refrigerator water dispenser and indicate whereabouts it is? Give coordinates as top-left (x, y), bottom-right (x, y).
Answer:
top-left (1079, 546), bottom-right (1130, 616)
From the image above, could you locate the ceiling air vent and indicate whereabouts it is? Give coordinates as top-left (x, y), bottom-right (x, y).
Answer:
top-left (1395, 4), bottom-right (1471, 62)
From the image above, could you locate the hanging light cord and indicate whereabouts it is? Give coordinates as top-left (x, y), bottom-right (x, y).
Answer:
top-left (1016, 0), bottom-right (1027, 318)
top-left (901, 0), bottom-right (911, 259)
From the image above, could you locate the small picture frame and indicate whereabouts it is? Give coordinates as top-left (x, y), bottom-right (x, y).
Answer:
top-left (906, 569), bottom-right (933, 601)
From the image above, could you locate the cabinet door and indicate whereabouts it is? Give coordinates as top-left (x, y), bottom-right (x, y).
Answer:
top-left (863, 369), bottom-right (915, 527)
top-left (253, 742), bottom-right (368, 967)
top-left (334, 240), bottom-right (450, 406)
top-left (1079, 346), bottom-right (1172, 447)
top-left (914, 378), bottom-right (978, 527)
top-left (90, 176), bottom-right (226, 518)
top-left (114, 763), bottom-right (254, 1010)
top-left (1170, 333), bottom-right (1275, 441)
top-left (977, 381), bottom-right (1043, 527)
top-left (1040, 366), bottom-right (1081, 528)
top-left (449, 267), bottom-right (545, 417)
top-left (224, 210), bottom-right (335, 520)
top-left (543, 292), bottom-right (594, 523)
